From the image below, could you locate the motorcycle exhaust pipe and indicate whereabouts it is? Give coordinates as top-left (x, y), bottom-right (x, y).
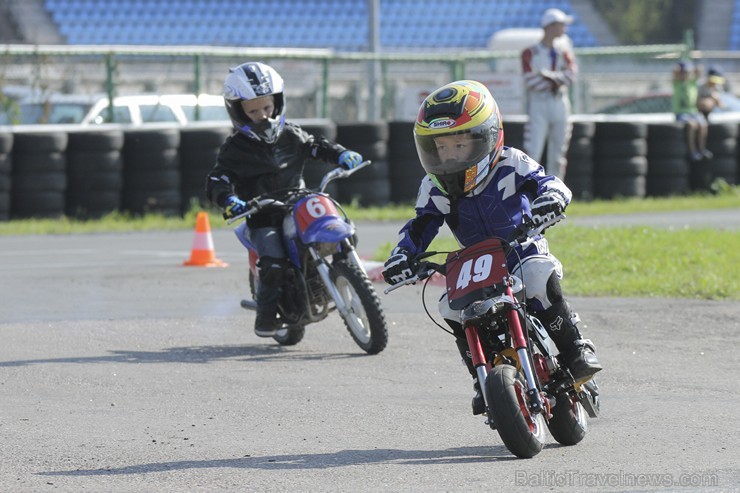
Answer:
top-left (240, 299), bottom-right (258, 311)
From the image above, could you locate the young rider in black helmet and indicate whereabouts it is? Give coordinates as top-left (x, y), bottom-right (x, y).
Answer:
top-left (206, 61), bottom-right (363, 338)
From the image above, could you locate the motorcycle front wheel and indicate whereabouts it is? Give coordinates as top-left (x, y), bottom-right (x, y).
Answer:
top-left (486, 364), bottom-right (546, 458)
top-left (331, 260), bottom-right (388, 355)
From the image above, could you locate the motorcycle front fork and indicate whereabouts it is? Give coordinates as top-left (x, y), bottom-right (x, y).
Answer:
top-left (308, 238), bottom-right (362, 319)
top-left (465, 304), bottom-right (547, 418)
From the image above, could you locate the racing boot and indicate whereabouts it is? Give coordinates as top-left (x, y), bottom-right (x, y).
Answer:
top-left (536, 300), bottom-right (602, 383)
top-left (454, 333), bottom-right (485, 416)
top-left (254, 256), bottom-right (285, 338)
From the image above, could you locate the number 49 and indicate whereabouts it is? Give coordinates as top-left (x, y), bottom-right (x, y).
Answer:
top-left (456, 254), bottom-right (493, 290)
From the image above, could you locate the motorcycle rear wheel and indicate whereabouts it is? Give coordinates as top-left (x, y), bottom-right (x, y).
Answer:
top-left (272, 325), bottom-right (306, 346)
top-left (547, 392), bottom-right (588, 446)
top-left (486, 364), bottom-right (546, 458)
top-left (331, 260), bottom-right (388, 355)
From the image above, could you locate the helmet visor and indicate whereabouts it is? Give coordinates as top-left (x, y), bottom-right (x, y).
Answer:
top-left (414, 128), bottom-right (492, 176)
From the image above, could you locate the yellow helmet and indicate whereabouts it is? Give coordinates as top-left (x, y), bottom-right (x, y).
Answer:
top-left (414, 80), bottom-right (504, 197)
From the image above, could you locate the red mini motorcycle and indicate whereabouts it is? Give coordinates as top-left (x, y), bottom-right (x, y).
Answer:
top-left (385, 215), bottom-right (599, 458)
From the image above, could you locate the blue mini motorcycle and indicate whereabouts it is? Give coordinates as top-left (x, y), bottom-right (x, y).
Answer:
top-left (228, 161), bottom-right (388, 354)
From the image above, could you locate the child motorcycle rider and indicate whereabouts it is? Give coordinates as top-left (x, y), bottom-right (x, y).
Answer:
top-left (206, 61), bottom-right (363, 338)
top-left (381, 80), bottom-right (601, 415)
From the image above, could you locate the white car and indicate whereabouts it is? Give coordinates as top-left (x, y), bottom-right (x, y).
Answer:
top-left (7, 93), bottom-right (228, 125)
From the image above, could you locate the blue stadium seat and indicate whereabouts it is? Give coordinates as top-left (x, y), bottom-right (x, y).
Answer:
top-left (45, 0), bottom-right (599, 50)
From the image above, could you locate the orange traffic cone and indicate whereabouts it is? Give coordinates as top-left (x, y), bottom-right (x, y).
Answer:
top-left (183, 212), bottom-right (228, 267)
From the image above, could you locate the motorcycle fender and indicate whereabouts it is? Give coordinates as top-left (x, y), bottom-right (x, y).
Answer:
top-left (234, 222), bottom-right (256, 252)
top-left (299, 216), bottom-right (354, 244)
top-left (234, 223), bottom-right (260, 275)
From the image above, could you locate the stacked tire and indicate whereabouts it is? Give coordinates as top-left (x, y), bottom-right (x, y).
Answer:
top-left (300, 119), bottom-right (339, 197)
top-left (335, 122), bottom-right (390, 206)
top-left (0, 133), bottom-right (12, 220)
top-left (122, 129), bottom-right (181, 216)
top-left (704, 122), bottom-right (738, 188)
top-left (646, 123), bottom-right (690, 197)
top-left (593, 122), bottom-right (648, 199)
top-left (503, 120), bottom-right (526, 152)
top-left (11, 131), bottom-right (68, 218)
top-left (387, 120), bottom-right (423, 204)
top-left (179, 125), bottom-right (231, 212)
top-left (65, 129), bottom-right (125, 218)
top-left (564, 121), bottom-right (595, 200)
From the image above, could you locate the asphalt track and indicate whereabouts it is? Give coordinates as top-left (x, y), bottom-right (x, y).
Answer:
top-left (1, 210), bottom-right (739, 492)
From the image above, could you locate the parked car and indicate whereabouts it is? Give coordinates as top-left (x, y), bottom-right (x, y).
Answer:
top-left (2, 93), bottom-right (227, 125)
top-left (597, 91), bottom-right (740, 118)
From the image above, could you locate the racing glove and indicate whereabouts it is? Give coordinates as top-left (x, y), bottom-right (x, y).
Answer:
top-left (338, 150), bottom-right (363, 170)
top-left (531, 191), bottom-right (566, 226)
top-left (382, 248), bottom-right (416, 285)
top-left (222, 195), bottom-right (248, 219)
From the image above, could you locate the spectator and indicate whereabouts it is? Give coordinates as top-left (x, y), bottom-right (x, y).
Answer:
top-left (697, 65), bottom-right (725, 119)
top-left (673, 60), bottom-right (712, 162)
top-left (521, 7), bottom-right (578, 179)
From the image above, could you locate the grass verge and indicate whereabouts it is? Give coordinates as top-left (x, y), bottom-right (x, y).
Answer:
top-left (373, 225), bottom-right (739, 300)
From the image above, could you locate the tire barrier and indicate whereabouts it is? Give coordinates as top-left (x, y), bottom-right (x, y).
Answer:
top-left (299, 120), bottom-right (339, 197)
top-left (11, 131), bottom-right (68, 218)
top-left (593, 121), bottom-right (648, 199)
top-left (65, 129), bottom-right (125, 218)
top-left (0, 132), bottom-right (12, 220)
top-left (564, 121), bottom-right (595, 200)
top-left (704, 122), bottom-right (738, 187)
top-left (503, 120), bottom-right (526, 153)
top-left (2, 116), bottom-right (739, 222)
top-left (179, 125), bottom-right (231, 212)
top-left (646, 123), bottom-right (690, 197)
top-left (387, 120), bottom-right (424, 204)
top-left (336, 122), bottom-right (391, 206)
top-left (122, 128), bottom-right (181, 216)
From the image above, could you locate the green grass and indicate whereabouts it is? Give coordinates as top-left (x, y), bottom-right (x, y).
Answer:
top-left (381, 225), bottom-right (740, 300)
top-left (1, 189), bottom-right (739, 300)
top-left (1, 186), bottom-right (738, 235)
top-left (344, 188), bottom-right (740, 221)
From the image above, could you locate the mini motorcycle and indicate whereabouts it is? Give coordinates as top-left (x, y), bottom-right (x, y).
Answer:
top-left (385, 214), bottom-right (599, 458)
top-left (227, 161), bottom-right (388, 355)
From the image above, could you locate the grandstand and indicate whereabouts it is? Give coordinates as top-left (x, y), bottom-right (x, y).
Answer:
top-left (0, 0), bottom-right (735, 51)
top-left (1, 0), bottom-right (739, 121)
top-left (8, 0), bottom-right (606, 49)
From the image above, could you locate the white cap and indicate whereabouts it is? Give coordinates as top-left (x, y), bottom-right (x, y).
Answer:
top-left (541, 8), bottom-right (574, 27)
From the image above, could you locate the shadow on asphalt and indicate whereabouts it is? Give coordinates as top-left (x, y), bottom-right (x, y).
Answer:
top-left (38, 445), bottom-right (525, 476)
top-left (0, 344), bottom-right (366, 367)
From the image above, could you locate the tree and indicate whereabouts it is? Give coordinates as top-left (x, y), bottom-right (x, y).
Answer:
top-left (591, 0), bottom-right (698, 44)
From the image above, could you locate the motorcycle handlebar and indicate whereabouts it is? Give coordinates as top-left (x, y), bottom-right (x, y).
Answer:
top-left (319, 160), bottom-right (372, 192)
top-left (225, 198), bottom-right (285, 225)
top-left (225, 161), bottom-right (373, 225)
top-left (382, 213), bottom-right (566, 295)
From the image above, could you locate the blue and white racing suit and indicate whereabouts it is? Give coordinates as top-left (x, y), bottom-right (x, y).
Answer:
top-left (392, 146), bottom-right (572, 323)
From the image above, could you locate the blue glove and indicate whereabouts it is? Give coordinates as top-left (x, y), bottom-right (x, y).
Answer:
top-left (338, 150), bottom-right (363, 170)
top-left (223, 195), bottom-right (248, 219)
